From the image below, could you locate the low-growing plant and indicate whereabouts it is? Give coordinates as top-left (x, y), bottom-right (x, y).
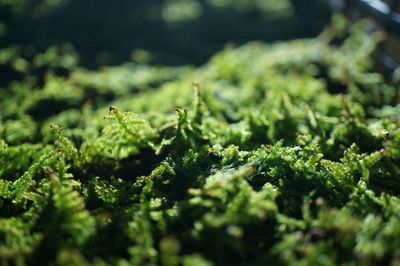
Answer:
top-left (1, 17), bottom-right (400, 266)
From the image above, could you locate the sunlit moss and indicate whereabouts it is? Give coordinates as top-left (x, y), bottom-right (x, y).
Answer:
top-left (1, 10), bottom-right (400, 266)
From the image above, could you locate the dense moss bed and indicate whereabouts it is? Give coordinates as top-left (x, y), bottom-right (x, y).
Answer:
top-left (1, 14), bottom-right (400, 266)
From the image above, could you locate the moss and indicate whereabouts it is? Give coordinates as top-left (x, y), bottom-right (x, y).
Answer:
top-left (1, 8), bottom-right (400, 266)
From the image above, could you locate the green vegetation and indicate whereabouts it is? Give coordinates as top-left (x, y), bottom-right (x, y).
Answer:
top-left (1, 1), bottom-right (400, 265)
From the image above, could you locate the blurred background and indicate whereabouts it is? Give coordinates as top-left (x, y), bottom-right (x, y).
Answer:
top-left (2, 0), bottom-right (400, 88)
top-left (0, 0), bottom-right (331, 70)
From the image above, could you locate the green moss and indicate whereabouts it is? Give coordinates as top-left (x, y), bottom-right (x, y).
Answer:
top-left (1, 15), bottom-right (400, 266)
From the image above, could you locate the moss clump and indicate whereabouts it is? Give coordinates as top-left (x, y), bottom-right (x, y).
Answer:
top-left (1, 18), bottom-right (400, 265)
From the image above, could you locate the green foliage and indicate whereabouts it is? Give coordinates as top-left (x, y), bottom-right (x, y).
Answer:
top-left (1, 15), bottom-right (400, 266)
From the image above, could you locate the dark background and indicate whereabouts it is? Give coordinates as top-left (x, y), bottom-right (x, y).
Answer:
top-left (0, 0), bottom-right (331, 68)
